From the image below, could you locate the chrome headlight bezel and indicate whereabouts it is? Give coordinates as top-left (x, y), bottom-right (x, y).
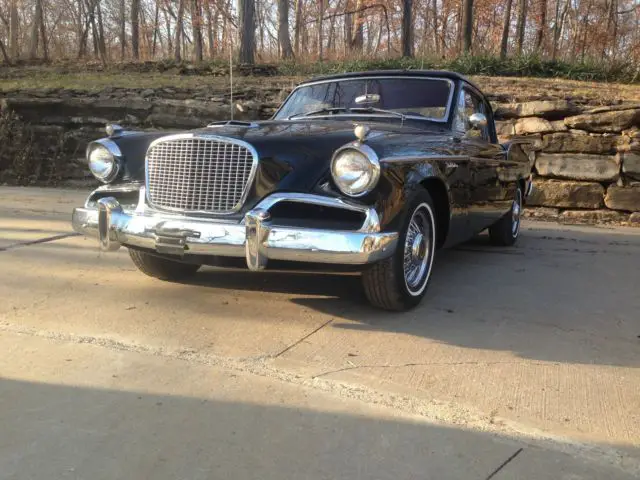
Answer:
top-left (330, 143), bottom-right (381, 198)
top-left (87, 139), bottom-right (123, 183)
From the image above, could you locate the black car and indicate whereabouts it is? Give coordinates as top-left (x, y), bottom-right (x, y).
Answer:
top-left (72, 70), bottom-right (533, 311)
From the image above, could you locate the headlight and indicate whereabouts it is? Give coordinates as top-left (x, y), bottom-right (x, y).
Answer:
top-left (87, 141), bottom-right (121, 183)
top-left (330, 145), bottom-right (380, 197)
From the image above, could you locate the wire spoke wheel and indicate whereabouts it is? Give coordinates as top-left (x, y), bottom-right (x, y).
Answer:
top-left (402, 204), bottom-right (434, 295)
top-left (511, 188), bottom-right (523, 238)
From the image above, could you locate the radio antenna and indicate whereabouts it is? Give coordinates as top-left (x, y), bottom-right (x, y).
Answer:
top-left (229, 44), bottom-right (234, 120)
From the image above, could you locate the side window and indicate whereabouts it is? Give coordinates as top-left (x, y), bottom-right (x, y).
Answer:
top-left (453, 88), bottom-right (489, 141)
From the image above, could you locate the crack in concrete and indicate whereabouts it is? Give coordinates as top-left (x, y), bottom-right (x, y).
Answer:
top-left (1, 320), bottom-right (638, 477)
top-left (0, 232), bottom-right (79, 252)
top-left (311, 360), bottom-right (555, 379)
top-left (485, 447), bottom-right (524, 480)
top-left (272, 318), bottom-right (333, 358)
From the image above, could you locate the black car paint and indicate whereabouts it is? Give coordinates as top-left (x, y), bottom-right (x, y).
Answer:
top-left (100, 72), bottom-right (531, 249)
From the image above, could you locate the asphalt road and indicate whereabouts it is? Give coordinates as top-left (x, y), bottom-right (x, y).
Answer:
top-left (1, 186), bottom-right (639, 479)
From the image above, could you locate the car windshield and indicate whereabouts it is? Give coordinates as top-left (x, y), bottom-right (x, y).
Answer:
top-left (274, 77), bottom-right (452, 122)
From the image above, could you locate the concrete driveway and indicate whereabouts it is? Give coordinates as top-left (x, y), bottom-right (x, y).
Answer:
top-left (1, 186), bottom-right (639, 479)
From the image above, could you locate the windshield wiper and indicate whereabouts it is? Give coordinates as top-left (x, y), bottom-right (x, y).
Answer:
top-left (349, 107), bottom-right (406, 122)
top-left (288, 107), bottom-right (349, 120)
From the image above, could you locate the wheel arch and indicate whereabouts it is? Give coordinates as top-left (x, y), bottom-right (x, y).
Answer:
top-left (420, 177), bottom-right (450, 249)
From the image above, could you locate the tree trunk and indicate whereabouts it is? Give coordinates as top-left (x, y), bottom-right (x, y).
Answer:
top-left (317, 0), bottom-right (324, 60)
top-left (162, 2), bottom-right (173, 54)
top-left (535, 0), bottom-right (547, 51)
top-left (131, 0), bottom-right (140, 60)
top-left (39, 0), bottom-right (49, 60)
top-left (96, 1), bottom-right (107, 62)
top-left (515, 0), bottom-right (527, 55)
top-left (119, 0), bottom-right (126, 59)
top-left (294, 0), bottom-right (303, 55)
top-left (461, 0), bottom-right (473, 53)
top-left (191, 0), bottom-right (204, 61)
top-left (402, 0), bottom-right (413, 57)
top-left (9, 0), bottom-right (19, 59)
top-left (431, 0), bottom-right (439, 55)
top-left (238, 0), bottom-right (256, 64)
top-left (351, 0), bottom-right (364, 52)
top-left (205, 1), bottom-right (215, 57)
top-left (500, 0), bottom-right (513, 58)
top-left (278, 0), bottom-right (294, 58)
top-left (152, 1), bottom-right (160, 57)
top-left (551, 0), bottom-right (567, 60)
top-left (0, 37), bottom-right (11, 64)
top-left (175, 0), bottom-right (185, 61)
top-left (29, 0), bottom-right (43, 60)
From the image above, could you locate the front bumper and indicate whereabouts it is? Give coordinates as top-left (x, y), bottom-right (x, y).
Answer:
top-left (72, 191), bottom-right (398, 271)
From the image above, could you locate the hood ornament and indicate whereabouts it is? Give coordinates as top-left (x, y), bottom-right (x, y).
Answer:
top-left (354, 124), bottom-right (370, 143)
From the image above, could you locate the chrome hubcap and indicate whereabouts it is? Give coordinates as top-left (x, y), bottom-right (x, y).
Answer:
top-left (403, 207), bottom-right (433, 293)
top-left (512, 189), bottom-right (523, 238)
top-left (411, 233), bottom-right (425, 260)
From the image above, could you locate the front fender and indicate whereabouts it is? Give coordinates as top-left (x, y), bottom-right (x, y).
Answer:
top-left (374, 158), bottom-right (453, 233)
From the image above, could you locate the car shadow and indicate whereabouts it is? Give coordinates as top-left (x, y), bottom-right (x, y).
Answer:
top-left (188, 224), bottom-right (640, 368)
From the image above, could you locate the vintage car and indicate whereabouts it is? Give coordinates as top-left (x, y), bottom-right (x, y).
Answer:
top-left (72, 70), bottom-right (533, 311)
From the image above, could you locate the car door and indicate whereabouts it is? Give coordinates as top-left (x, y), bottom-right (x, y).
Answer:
top-left (453, 85), bottom-right (511, 234)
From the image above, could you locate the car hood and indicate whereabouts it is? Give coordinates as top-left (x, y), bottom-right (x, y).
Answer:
top-left (118, 119), bottom-right (453, 213)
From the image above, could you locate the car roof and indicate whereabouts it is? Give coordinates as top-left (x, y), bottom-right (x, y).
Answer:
top-left (301, 70), bottom-right (482, 93)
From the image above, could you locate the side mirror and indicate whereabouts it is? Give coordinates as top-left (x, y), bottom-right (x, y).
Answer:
top-left (469, 112), bottom-right (488, 129)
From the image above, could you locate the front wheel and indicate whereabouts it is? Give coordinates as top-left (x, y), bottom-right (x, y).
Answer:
top-left (488, 187), bottom-right (523, 246)
top-left (362, 190), bottom-right (437, 311)
top-left (128, 249), bottom-right (201, 281)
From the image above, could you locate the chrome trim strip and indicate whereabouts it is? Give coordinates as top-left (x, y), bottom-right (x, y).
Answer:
top-left (273, 76), bottom-right (455, 124)
top-left (144, 133), bottom-right (259, 216)
top-left (330, 142), bottom-right (381, 198)
top-left (380, 154), bottom-right (469, 164)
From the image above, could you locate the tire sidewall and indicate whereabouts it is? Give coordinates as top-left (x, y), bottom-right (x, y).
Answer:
top-left (392, 189), bottom-right (437, 307)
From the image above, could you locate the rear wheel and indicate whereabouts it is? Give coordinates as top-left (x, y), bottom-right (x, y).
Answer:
top-left (489, 187), bottom-right (523, 246)
top-left (128, 249), bottom-right (201, 281)
top-left (362, 190), bottom-right (437, 311)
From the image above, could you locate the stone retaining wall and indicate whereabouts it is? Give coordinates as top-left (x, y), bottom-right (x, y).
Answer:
top-left (0, 86), bottom-right (639, 226)
top-left (494, 100), bottom-right (640, 226)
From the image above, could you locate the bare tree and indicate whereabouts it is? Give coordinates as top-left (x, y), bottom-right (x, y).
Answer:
top-left (238, 0), bottom-right (256, 63)
top-left (402, 0), bottom-right (413, 57)
top-left (515, 0), bottom-right (527, 54)
top-left (461, 0), bottom-right (473, 53)
top-left (278, 0), bottom-right (294, 58)
top-left (191, 0), bottom-right (204, 61)
top-left (535, 0), bottom-right (547, 51)
top-left (551, 0), bottom-right (568, 59)
top-left (29, 0), bottom-right (44, 60)
top-left (0, 36), bottom-right (10, 64)
top-left (9, 0), bottom-right (18, 59)
top-left (500, 0), bottom-right (513, 58)
top-left (119, 0), bottom-right (126, 60)
top-left (131, 0), bottom-right (140, 59)
top-left (317, 0), bottom-right (324, 60)
top-left (205, 1), bottom-right (216, 57)
top-left (351, 0), bottom-right (364, 52)
top-left (175, 0), bottom-right (185, 61)
top-left (294, 0), bottom-right (303, 55)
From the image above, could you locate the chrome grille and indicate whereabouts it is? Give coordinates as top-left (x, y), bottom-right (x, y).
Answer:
top-left (146, 135), bottom-right (257, 214)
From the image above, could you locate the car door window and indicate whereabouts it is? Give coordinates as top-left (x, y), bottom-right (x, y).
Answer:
top-left (453, 88), bottom-right (489, 141)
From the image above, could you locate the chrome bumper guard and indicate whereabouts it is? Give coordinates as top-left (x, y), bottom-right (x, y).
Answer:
top-left (72, 191), bottom-right (398, 271)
